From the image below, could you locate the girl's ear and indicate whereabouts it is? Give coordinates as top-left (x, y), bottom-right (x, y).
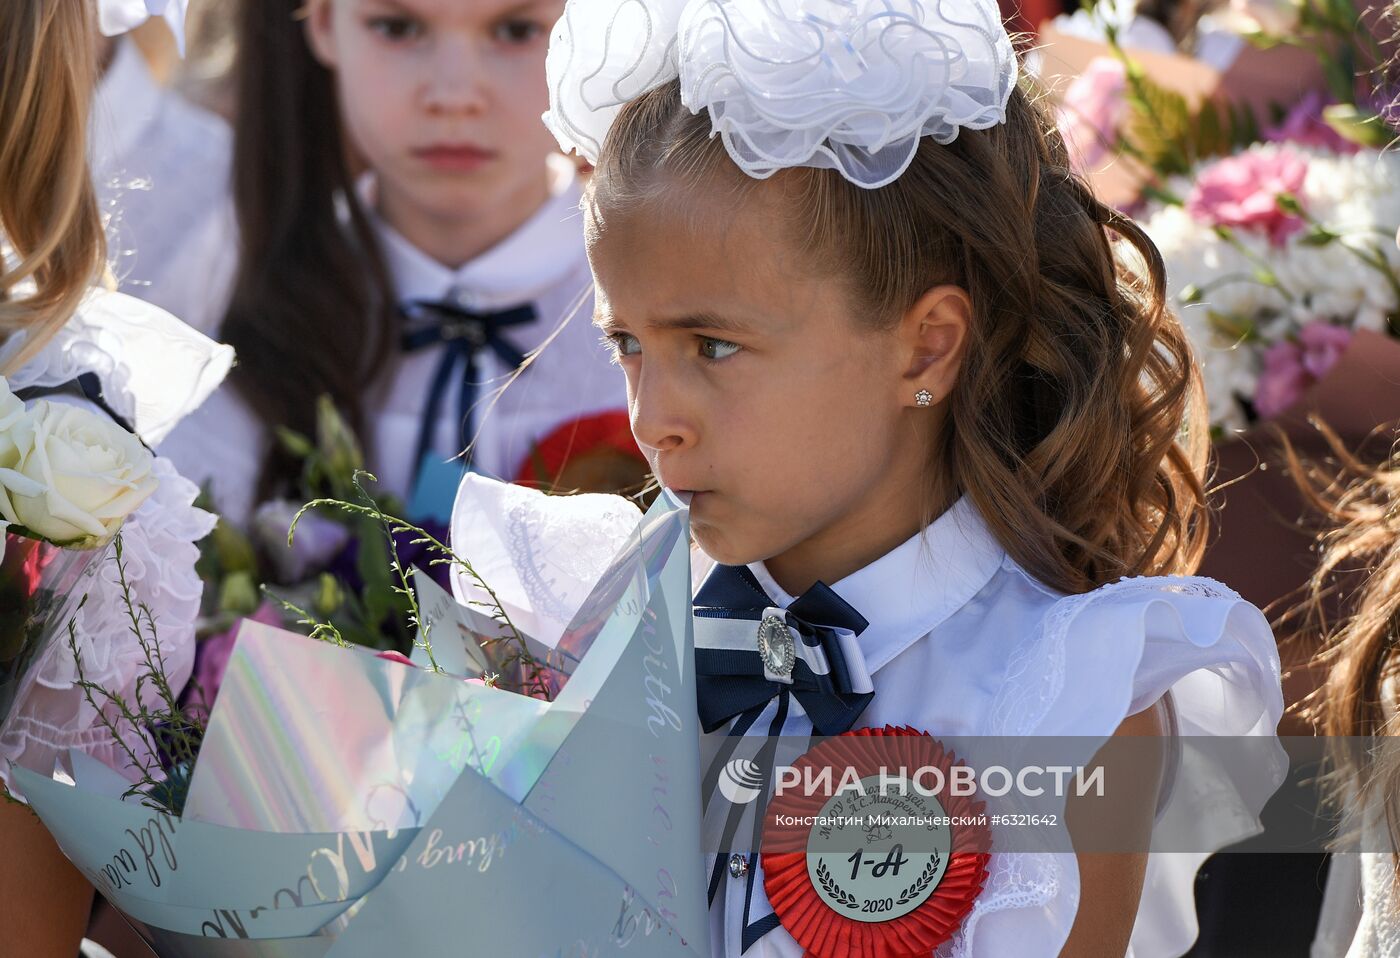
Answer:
top-left (900, 285), bottom-right (971, 409)
top-left (301, 0), bottom-right (339, 69)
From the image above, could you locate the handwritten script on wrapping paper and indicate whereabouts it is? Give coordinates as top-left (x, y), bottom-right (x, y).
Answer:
top-left (90, 808), bottom-right (178, 896)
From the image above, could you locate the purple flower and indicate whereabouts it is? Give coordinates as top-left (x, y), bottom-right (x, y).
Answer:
top-left (1187, 147), bottom-right (1309, 245)
top-left (326, 519), bottom-right (453, 594)
top-left (253, 499), bottom-right (352, 584)
top-left (1264, 92), bottom-right (1359, 154)
top-left (1254, 322), bottom-right (1354, 419)
top-left (188, 601), bottom-right (282, 716)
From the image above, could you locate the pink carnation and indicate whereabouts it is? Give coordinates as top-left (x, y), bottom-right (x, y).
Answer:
top-left (1186, 148), bottom-right (1309, 245)
top-left (1253, 322), bottom-right (1353, 419)
top-left (1056, 57), bottom-right (1128, 172)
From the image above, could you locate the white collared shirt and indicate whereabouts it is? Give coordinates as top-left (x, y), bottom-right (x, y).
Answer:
top-left (161, 157), bottom-right (628, 524)
top-left (371, 158), bottom-right (622, 497)
top-left (90, 40), bottom-right (238, 336)
top-left (696, 498), bottom-right (1285, 958)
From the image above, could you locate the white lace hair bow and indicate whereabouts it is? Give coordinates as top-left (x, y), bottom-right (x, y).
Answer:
top-left (96, 0), bottom-right (189, 56)
top-left (544, 0), bottom-right (1018, 190)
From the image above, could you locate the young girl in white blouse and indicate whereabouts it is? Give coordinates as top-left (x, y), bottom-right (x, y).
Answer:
top-left (538, 1), bottom-right (1286, 954)
top-left (162, 0), bottom-right (638, 526)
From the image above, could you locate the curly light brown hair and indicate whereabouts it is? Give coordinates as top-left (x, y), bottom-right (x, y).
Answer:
top-left (0, 0), bottom-right (108, 374)
top-left (588, 80), bottom-right (1209, 595)
top-left (1289, 422), bottom-right (1400, 870)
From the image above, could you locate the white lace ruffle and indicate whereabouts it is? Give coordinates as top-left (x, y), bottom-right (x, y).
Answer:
top-left (958, 574), bottom-right (1287, 958)
top-left (1, 288), bottom-right (234, 446)
top-left (544, 0), bottom-right (1017, 189)
top-left (0, 291), bottom-right (226, 798)
top-left (0, 457), bottom-right (214, 796)
top-left (449, 473), bottom-right (642, 649)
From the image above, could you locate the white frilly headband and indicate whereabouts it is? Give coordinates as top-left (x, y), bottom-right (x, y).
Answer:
top-left (96, 0), bottom-right (189, 56)
top-left (543, 0), bottom-right (1018, 190)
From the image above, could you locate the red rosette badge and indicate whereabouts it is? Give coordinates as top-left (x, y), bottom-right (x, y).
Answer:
top-left (761, 726), bottom-right (991, 957)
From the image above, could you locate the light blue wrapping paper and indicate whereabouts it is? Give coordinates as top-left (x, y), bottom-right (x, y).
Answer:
top-left (14, 487), bottom-right (707, 956)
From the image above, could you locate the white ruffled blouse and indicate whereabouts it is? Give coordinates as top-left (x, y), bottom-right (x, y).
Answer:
top-left (449, 479), bottom-right (1287, 958)
top-left (0, 289), bottom-right (232, 797)
top-left (694, 498), bottom-right (1285, 958)
top-left (1313, 807), bottom-right (1400, 958)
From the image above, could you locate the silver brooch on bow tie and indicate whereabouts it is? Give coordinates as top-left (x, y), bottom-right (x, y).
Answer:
top-left (757, 611), bottom-right (797, 683)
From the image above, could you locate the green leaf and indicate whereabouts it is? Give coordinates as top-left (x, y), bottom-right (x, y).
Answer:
top-left (316, 396), bottom-right (365, 497)
top-left (312, 572), bottom-right (345, 619)
top-left (1116, 50), bottom-right (1262, 183)
top-left (1322, 45), bottom-right (1358, 105)
top-left (1322, 104), bottom-right (1396, 149)
top-left (1206, 310), bottom-right (1258, 344)
top-left (274, 426), bottom-right (316, 460)
top-left (218, 570), bottom-right (261, 617)
top-left (1139, 183), bottom-right (1183, 207)
top-left (210, 519), bottom-right (258, 574)
top-left (1299, 226), bottom-right (1340, 247)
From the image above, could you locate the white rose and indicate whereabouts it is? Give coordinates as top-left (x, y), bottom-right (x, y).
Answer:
top-left (0, 377), bottom-right (33, 468)
top-left (0, 400), bottom-right (158, 546)
top-left (0, 377), bottom-right (39, 527)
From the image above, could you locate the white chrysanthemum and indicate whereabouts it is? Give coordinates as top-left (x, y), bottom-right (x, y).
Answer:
top-left (1139, 143), bottom-right (1400, 431)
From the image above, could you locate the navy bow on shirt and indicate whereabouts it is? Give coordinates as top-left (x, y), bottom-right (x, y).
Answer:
top-left (694, 563), bottom-right (874, 737)
top-left (399, 297), bottom-right (536, 483)
top-left (693, 563), bottom-right (874, 952)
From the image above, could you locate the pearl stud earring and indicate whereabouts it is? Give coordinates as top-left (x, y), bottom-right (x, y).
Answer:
top-left (914, 389), bottom-right (933, 407)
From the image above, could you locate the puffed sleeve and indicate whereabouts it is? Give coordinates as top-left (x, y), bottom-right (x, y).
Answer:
top-left (952, 575), bottom-right (1287, 958)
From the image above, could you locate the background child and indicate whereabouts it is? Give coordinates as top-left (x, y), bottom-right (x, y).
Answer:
top-left (90, 25), bottom-right (238, 336)
top-left (162, 0), bottom-right (639, 527)
top-left (1291, 428), bottom-right (1400, 957)
top-left (540, 1), bottom-right (1285, 953)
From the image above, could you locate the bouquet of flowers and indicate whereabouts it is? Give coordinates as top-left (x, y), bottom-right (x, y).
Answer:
top-left (196, 398), bottom-right (427, 649)
top-left (0, 375), bottom-right (158, 723)
top-left (14, 475), bottom-right (708, 956)
top-left (1140, 141), bottom-right (1400, 433)
top-left (195, 401), bottom-right (653, 714)
top-left (1040, 0), bottom-right (1400, 434)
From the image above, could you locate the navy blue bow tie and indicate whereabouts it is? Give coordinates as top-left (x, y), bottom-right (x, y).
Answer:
top-left (693, 564), bottom-right (873, 737)
top-left (695, 564), bottom-right (873, 951)
top-left (400, 298), bottom-right (536, 477)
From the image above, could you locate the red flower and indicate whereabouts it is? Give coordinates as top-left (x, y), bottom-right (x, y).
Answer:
top-left (514, 411), bottom-right (648, 493)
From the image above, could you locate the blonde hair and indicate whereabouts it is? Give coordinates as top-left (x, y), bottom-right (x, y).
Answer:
top-left (0, 0), bottom-right (108, 374)
top-left (589, 81), bottom-right (1209, 594)
top-left (1289, 423), bottom-right (1400, 874)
